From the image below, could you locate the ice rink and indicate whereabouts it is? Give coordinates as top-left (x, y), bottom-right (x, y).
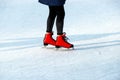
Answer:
top-left (0, 0), bottom-right (120, 80)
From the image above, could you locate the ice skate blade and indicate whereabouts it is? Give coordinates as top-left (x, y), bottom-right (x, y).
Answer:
top-left (55, 46), bottom-right (61, 48)
top-left (44, 43), bottom-right (48, 46)
top-left (66, 45), bottom-right (74, 50)
top-left (55, 46), bottom-right (74, 50)
top-left (67, 47), bottom-right (74, 50)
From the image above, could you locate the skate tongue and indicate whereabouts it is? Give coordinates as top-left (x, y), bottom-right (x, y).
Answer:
top-left (64, 36), bottom-right (69, 41)
top-left (62, 32), bottom-right (66, 36)
top-left (62, 32), bottom-right (69, 41)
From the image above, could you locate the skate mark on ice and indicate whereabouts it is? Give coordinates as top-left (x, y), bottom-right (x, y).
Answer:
top-left (0, 37), bottom-right (42, 51)
top-left (74, 40), bottom-right (120, 50)
top-left (0, 32), bottom-right (120, 51)
top-left (69, 32), bottom-right (120, 42)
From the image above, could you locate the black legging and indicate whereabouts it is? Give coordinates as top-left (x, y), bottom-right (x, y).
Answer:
top-left (46, 6), bottom-right (65, 35)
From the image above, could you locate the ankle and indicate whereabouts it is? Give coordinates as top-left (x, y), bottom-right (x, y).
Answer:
top-left (57, 33), bottom-right (63, 35)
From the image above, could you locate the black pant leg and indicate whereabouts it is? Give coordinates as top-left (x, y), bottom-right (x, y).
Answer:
top-left (46, 6), bottom-right (65, 35)
top-left (56, 6), bottom-right (65, 35)
top-left (46, 6), bottom-right (56, 33)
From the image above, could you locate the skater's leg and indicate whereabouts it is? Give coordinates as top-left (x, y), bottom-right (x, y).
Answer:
top-left (56, 6), bottom-right (65, 35)
top-left (43, 6), bottom-right (56, 46)
top-left (55, 6), bottom-right (73, 48)
top-left (46, 6), bottom-right (56, 33)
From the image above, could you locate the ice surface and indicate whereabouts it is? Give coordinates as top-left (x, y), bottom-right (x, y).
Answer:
top-left (0, 0), bottom-right (120, 80)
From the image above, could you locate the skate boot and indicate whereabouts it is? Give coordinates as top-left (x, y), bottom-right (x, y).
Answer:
top-left (56, 33), bottom-right (74, 49)
top-left (43, 32), bottom-right (56, 46)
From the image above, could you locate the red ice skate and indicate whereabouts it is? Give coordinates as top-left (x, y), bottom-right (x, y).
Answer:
top-left (43, 32), bottom-right (56, 46)
top-left (56, 33), bottom-right (74, 48)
